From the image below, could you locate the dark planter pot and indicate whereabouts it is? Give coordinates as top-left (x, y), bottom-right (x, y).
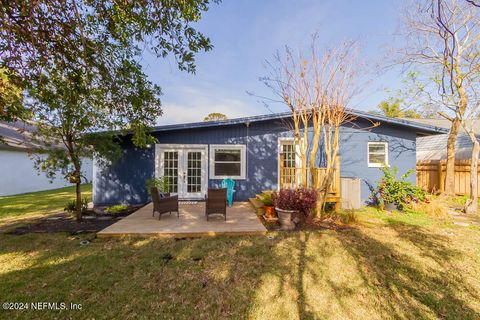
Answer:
top-left (384, 202), bottom-right (398, 211)
top-left (275, 207), bottom-right (298, 230)
top-left (264, 206), bottom-right (277, 219)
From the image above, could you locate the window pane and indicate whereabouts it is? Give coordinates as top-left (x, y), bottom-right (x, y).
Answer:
top-left (282, 144), bottom-right (296, 168)
top-left (215, 149), bottom-right (241, 162)
top-left (369, 144), bottom-right (386, 154)
top-left (214, 163), bottom-right (241, 176)
top-left (369, 154), bottom-right (386, 164)
top-left (163, 151), bottom-right (178, 193)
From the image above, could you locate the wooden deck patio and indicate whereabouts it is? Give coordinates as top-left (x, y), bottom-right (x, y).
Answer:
top-left (97, 202), bottom-right (267, 238)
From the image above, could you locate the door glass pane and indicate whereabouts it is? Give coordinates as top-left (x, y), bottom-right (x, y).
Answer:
top-left (187, 152), bottom-right (202, 193)
top-left (282, 143), bottom-right (297, 184)
top-left (163, 151), bottom-right (178, 193)
top-left (282, 144), bottom-right (296, 168)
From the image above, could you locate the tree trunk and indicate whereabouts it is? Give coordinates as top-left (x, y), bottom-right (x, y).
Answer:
top-left (73, 161), bottom-right (82, 221)
top-left (464, 132), bottom-right (479, 214)
top-left (67, 138), bottom-right (83, 222)
top-left (75, 178), bottom-right (82, 221)
top-left (445, 118), bottom-right (460, 195)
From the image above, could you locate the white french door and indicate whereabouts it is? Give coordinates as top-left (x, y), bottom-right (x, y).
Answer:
top-left (155, 145), bottom-right (207, 199)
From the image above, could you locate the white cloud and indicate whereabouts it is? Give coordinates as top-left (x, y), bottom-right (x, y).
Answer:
top-left (156, 85), bottom-right (261, 125)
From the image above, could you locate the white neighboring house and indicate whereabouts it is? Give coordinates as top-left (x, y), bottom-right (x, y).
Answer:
top-left (0, 121), bottom-right (92, 196)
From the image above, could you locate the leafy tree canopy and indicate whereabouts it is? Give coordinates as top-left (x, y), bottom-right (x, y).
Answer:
top-left (1, 0), bottom-right (218, 124)
top-left (375, 98), bottom-right (421, 119)
top-left (0, 67), bottom-right (27, 121)
top-left (204, 112), bottom-right (228, 121)
top-left (0, 0), bottom-right (218, 219)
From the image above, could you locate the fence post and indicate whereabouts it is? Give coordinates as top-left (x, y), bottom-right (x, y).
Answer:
top-left (438, 161), bottom-right (445, 192)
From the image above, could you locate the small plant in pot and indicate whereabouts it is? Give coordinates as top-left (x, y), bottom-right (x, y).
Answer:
top-left (273, 189), bottom-right (300, 230)
top-left (146, 176), bottom-right (170, 196)
top-left (258, 191), bottom-right (277, 220)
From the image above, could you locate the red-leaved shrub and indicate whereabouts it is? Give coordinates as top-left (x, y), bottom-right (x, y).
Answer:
top-left (273, 188), bottom-right (317, 214)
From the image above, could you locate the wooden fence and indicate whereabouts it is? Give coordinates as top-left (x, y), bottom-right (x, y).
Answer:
top-left (416, 160), bottom-right (480, 196)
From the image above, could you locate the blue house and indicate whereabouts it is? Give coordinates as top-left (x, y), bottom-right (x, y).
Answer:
top-left (93, 110), bottom-right (446, 206)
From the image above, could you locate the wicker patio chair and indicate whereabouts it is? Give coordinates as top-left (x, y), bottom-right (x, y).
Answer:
top-left (205, 188), bottom-right (227, 221)
top-left (151, 187), bottom-right (179, 220)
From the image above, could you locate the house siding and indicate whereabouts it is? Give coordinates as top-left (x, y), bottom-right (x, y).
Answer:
top-left (93, 118), bottom-right (417, 206)
top-left (0, 149), bottom-right (93, 196)
top-left (338, 118), bottom-right (417, 201)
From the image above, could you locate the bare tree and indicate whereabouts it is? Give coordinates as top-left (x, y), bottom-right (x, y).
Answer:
top-left (262, 45), bottom-right (311, 185)
top-left (312, 42), bottom-right (361, 210)
top-left (262, 36), bottom-right (362, 213)
top-left (462, 116), bottom-right (480, 213)
top-left (400, 0), bottom-right (480, 196)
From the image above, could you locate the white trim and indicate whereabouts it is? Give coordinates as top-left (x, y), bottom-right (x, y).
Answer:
top-left (277, 137), bottom-right (302, 190)
top-left (155, 144), bottom-right (208, 199)
top-left (367, 141), bottom-right (389, 168)
top-left (278, 137), bottom-right (302, 168)
top-left (209, 144), bottom-right (246, 179)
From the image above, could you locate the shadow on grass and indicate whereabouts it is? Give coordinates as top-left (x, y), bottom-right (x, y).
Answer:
top-left (0, 222), bottom-right (479, 319)
top-left (336, 225), bottom-right (479, 319)
top-left (0, 234), bottom-right (286, 319)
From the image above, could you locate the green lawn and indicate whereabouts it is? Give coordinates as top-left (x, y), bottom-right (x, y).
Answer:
top-left (1, 203), bottom-right (479, 319)
top-left (0, 184), bottom-right (92, 227)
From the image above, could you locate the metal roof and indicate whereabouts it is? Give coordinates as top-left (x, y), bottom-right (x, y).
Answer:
top-left (417, 133), bottom-right (480, 161)
top-left (0, 120), bottom-right (62, 151)
top-left (150, 109), bottom-right (449, 134)
top-left (406, 118), bottom-right (480, 135)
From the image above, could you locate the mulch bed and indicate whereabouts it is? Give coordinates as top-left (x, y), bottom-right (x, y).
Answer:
top-left (7, 205), bottom-right (142, 236)
top-left (259, 212), bottom-right (353, 232)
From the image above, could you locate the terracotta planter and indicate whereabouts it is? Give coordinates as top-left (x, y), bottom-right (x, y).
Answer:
top-left (264, 206), bottom-right (277, 219)
top-left (275, 207), bottom-right (298, 230)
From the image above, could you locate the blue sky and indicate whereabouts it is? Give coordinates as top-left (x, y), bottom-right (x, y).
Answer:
top-left (142, 0), bottom-right (404, 125)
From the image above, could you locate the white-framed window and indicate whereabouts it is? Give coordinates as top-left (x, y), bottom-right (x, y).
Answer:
top-left (368, 142), bottom-right (388, 167)
top-left (209, 144), bottom-right (246, 179)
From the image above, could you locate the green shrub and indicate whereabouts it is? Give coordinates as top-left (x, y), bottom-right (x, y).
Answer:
top-left (104, 204), bottom-right (129, 215)
top-left (146, 176), bottom-right (170, 194)
top-left (64, 197), bottom-right (89, 213)
top-left (258, 190), bottom-right (274, 206)
top-left (370, 166), bottom-right (427, 210)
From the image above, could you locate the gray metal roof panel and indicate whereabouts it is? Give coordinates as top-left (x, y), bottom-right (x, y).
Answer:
top-left (150, 109), bottom-right (448, 134)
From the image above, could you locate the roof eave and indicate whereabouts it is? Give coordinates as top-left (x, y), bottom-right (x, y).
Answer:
top-left (149, 110), bottom-right (448, 135)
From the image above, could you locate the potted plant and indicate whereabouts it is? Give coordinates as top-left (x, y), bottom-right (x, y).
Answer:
top-left (273, 189), bottom-right (300, 230)
top-left (146, 176), bottom-right (170, 196)
top-left (258, 191), bottom-right (277, 220)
